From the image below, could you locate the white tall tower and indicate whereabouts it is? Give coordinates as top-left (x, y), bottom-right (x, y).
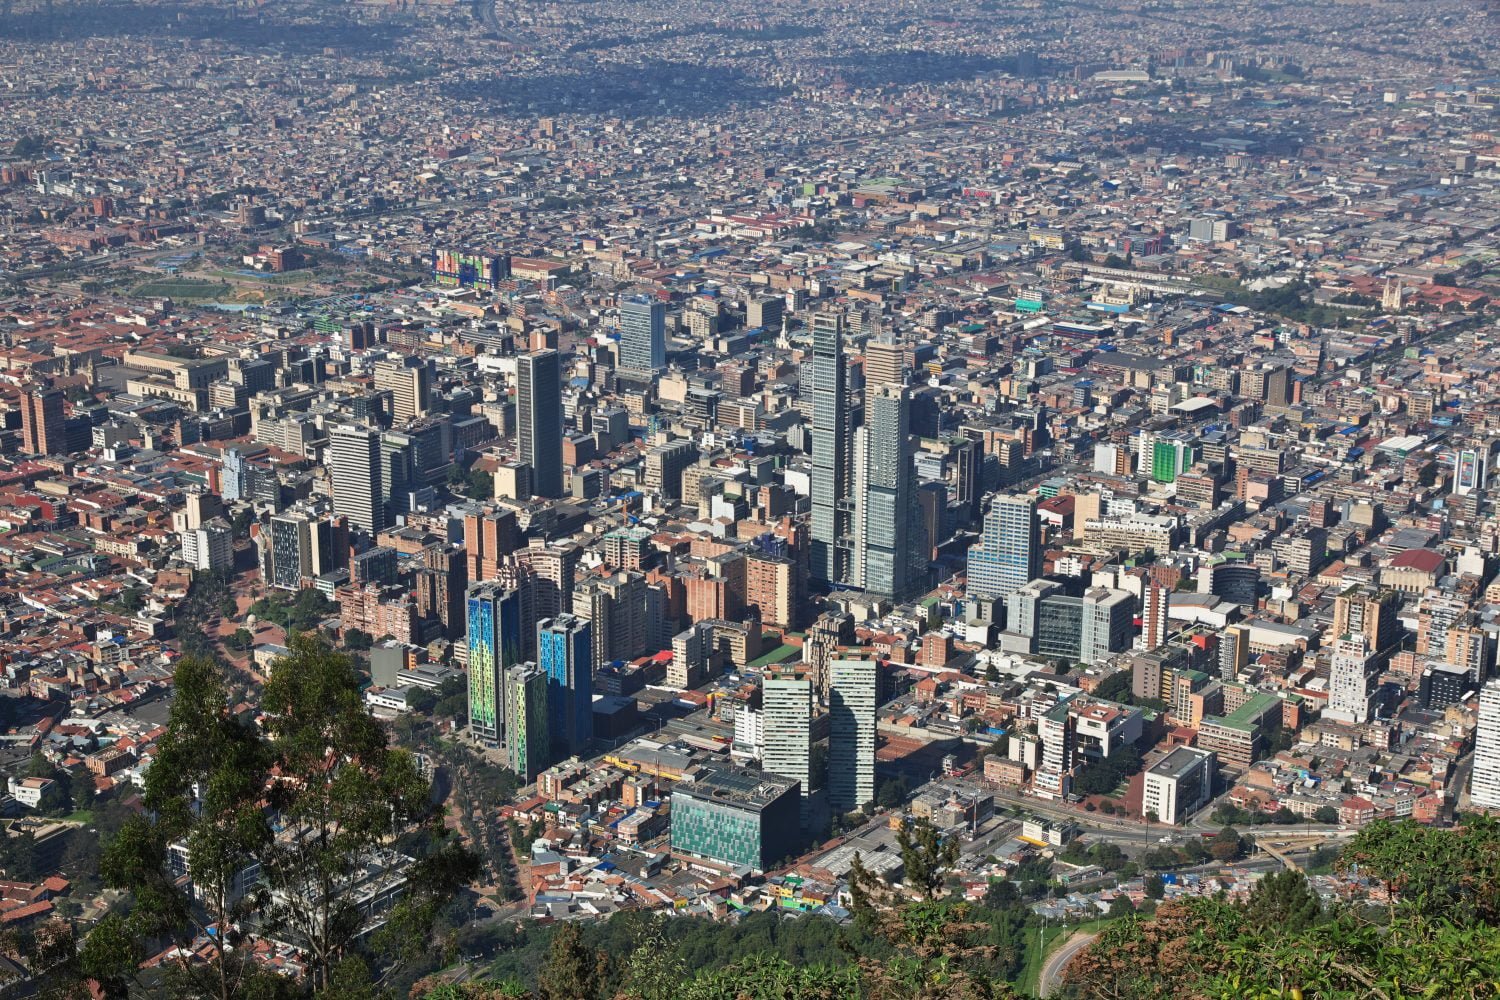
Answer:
top-left (762, 672), bottom-right (814, 828)
top-left (828, 658), bottom-right (877, 815)
top-left (1471, 680), bottom-right (1500, 810)
top-left (1326, 635), bottom-right (1377, 724)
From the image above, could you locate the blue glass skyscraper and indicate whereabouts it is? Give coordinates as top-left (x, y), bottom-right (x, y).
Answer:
top-left (538, 614), bottom-right (593, 759)
top-left (467, 582), bottom-right (523, 744)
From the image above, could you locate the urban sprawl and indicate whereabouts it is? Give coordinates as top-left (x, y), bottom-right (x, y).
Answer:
top-left (0, 0), bottom-right (1495, 989)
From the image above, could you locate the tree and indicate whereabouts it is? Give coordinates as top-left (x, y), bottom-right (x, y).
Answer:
top-left (79, 654), bottom-right (282, 1000)
top-left (1340, 815), bottom-right (1500, 924)
top-left (896, 817), bottom-right (958, 900)
top-left (1143, 874), bottom-right (1165, 900)
top-left (227, 628), bottom-right (255, 651)
top-left (1242, 870), bottom-right (1322, 933)
top-left (1107, 894), bottom-right (1135, 918)
top-left (27, 755), bottom-right (73, 816)
top-left (1209, 826), bottom-right (1247, 862)
top-left (343, 628), bottom-right (373, 651)
top-left (984, 662), bottom-right (999, 683)
top-left (876, 776), bottom-right (909, 809)
top-left (536, 922), bottom-right (607, 1000)
top-left (984, 878), bottom-right (1020, 910)
top-left (257, 635), bottom-right (479, 990)
top-left (468, 469), bottom-right (494, 500)
top-left (1313, 805), bottom-right (1339, 824)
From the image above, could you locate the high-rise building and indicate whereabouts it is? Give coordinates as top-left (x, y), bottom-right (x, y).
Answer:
top-left (809, 312), bottom-right (852, 587)
top-left (464, 506), bottom-right (519, 582)
top-left (416, 543), bottom-right (467, 639)
top-left (966, 494), bottom-right (1039, 599)
top-left (864, 333), bottom-right (904, 389)
top-left (525, 542), bottom-right (581, 624)
top-left (538, 614), bottom-right (592, 759)
top-left (761, 671), bottom-right (814, 827)
top-left (1333, 588), bottom-right (1404, 655)
top-left (854, 385), bottom-right (925, 600)
top-left (466, 583), bottom-right (524, 744)
top-left (379, 431), bottom-right (415, 524)
top-left (503, 663), bottom-right (549, 782)
top-left (269, 513), bottom-right (313, 590)
top-left (828, 658), bottom-right (877, 815)
top-left (1453, 447), bottom-right (1488, 495)
top-left (949, 436), bottom-right (980, 514)
top-left (573, 571), bottom-right (648, 670)
top-left (373, 355), bottom-right (431, 424)
top-left (20, 386), bottom-right (65, 456)
top-left (1471, 680), bottom-right (1500, 810)
top-left (517, 350), bottom-right (563, 498)
top-left (1326, 635), bottom-right (1377, 724)
top-left (619, 296), bottom-right (666, 372)
top-left (643, 439), bottom-right (697, 501)
top-left (180, 521), bottom-right (234, 572)
top-left (328, 424), bottom-right (385, 533)
top-left (1140, 582), bottom-right (1170, 651)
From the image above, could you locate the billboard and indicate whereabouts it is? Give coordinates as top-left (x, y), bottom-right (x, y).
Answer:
top-left (1455, 448), bottom-right (1485, 494)
top-left (432, 248), bottom-right (509, 290)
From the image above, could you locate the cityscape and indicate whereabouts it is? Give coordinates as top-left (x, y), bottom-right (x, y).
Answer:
top-left (0, 0), bottom-right (1495, 996)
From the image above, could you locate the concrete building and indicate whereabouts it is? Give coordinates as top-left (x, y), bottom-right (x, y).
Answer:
top-left (329, 424), bottom-right (385, 533)
top-left (619, 296), bottom-right (666, 372)
top-left (1471, 680), bottom-right (1500, 811)
top-left (828, 658), bottom-right (877, 815)
top-left (762, 671), bottom-right (814, 827)
top-left (967, 494), bottom-right (1040, 599)
top-left (1142, 746), bottom-right (1216, 824)
top-left (517, 350), bottom-right (563, 498)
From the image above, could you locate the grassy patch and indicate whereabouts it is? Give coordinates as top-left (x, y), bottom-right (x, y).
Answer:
top-left (1017, 917), bottom-right (1118, 996)
top-left (747, 644), bottom-right (800, 669)
top-left (132, 279), bottom-right (232, 299)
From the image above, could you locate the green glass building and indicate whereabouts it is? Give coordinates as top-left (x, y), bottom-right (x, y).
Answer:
top-left (503, 663), bottom-right (549, 783)
top-left (671, 766), bottom-right (801, 872)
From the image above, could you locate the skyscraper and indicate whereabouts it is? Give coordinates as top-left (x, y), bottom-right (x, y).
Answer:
top-left (810, 312), bottom-right (852, 587)
top-left (20, 386), bottom-right (64, 456)
top-left (503, 663), bottom-right (550, 782)
top-left (1140, 582), bottom-right (1170, 651)
top-left (863, 332), bottom-right (904, 388)
top-left (373, 354), bottom-right (431, 424)
top-left (1326, 635), bottom-right (1378, 724)
top-left (466, 583), bottom-right (524, 744)
top-left (517, 350), bottom-right (563, 498)
top-left (328, 424), bottom-right (385, 533)
top-left (464, 505), bottom-right (519, 582)
top-left (1471, 679), bottom-right (1500, 810)
top-left (619, 296), bottom-right (666, 372)
top-left (828, 658), bottom-right (877, 815)
top-left (762, 671), bottom-right (814, 829)
top-left (538, 614), bottom-right (593, 759)
top-left (966, 494), bottom-right (1040, 600)
top-left (268, 513), bottom-right (312, 591)
top-left (573, 571), bottom-right (647, 671)
top-left (855, 385), bottom-right (925, 600)
top-left (379, 431), bottom-right (414, 525)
